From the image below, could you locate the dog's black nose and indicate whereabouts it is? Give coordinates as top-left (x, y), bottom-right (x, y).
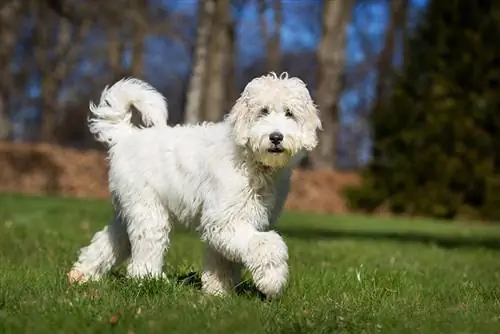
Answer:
top-left (269, 131), bottom-right (284, 145)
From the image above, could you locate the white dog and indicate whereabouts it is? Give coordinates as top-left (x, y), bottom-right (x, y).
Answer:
top-left (68, 72), bottom-right (321, 298)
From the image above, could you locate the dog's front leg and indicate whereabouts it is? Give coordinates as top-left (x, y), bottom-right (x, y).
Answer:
top-left (201, 245), bottom-right (242, 296)
top-left (202, 224), bottom-right (289, 298)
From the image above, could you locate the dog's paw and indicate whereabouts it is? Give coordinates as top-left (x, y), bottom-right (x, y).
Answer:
top-left (254, 266), bottom-right (288, 298)
top-left (201, 273), bottom-right (234, 297)
top-left (201, 284), bottom-right (231, 297)
top-left (67, 268), bottom-right (90, 284)
top-left (130, 272), bottom-right (169, 284)
top-left (245, 231), bottom-right (289, 298)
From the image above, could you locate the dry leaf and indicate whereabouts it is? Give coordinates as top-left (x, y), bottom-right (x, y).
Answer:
top-left (109, 313), bottom-right (120, 326)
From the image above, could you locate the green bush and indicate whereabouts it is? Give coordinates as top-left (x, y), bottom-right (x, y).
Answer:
top-left (347, 0), bottom-right (500, 220)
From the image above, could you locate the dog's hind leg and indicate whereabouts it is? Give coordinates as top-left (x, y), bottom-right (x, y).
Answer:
top-left (124, 197), bottom-right (171, 279)
top-left (68, 217), bottom-right (130, 283)
top-left (201, 245), bottom-right (242, 296)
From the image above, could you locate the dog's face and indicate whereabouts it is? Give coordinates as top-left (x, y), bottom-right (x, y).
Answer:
top-left (226, 72), bottom-right (322, 168)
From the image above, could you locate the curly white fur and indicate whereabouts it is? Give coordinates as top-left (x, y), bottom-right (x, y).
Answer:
top-left (68, 72), bottom-right (321, 298)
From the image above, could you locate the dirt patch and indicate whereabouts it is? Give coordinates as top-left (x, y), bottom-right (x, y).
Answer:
top-left (287, 169), bottom-right (361, 214)
top-left (0, 142), bottom-right (360, 214)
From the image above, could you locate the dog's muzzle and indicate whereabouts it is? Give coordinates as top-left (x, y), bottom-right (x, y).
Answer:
top-left (267, 131), bottom-right (285, 153)
top-left (267, 145), bottom-right (284, 154)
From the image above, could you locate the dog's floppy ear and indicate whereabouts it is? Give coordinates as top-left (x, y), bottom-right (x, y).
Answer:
top-left (302, 102), bottom-right (322, 151)
top-left (225, 93), bottom-right (252, 147)
top-left (285, 76), bottom-right (322, 151)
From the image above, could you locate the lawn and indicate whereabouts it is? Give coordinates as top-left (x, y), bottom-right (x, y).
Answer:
top-left (1, 194), bottom-right (500, 333)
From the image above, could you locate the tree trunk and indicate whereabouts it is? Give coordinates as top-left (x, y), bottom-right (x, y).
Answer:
top-left (37, 13), bottom-right (71, 142)
top-left (225, 21), bottom-right (238, 113)
top-left (373, 0), bottom-right (410, 109)
top-left (39, 83), bottom-right (58, 142)
top-left (259, 0), bottom-right (269, 71)
top-left (202, 0), bottom-right (232, 122)
top-left (108, 28), bottom-right (124, 77)
top-left (0, 0), bottom-right (21, 140)
top-left (259, 0), bottom-right (282, 72)
top-left (184, 0), bottom-right (215, 124)
top-left (310, 0), bottom-right (354, 169)
top-left (0, 97), bottom-right (9, 140)
top-left (269, 0), bottom-right (281, 72)
top-left (399, 0), bottom-right (411, 68)
top-left (130, 1), bottom-right (147, 78)
top-left (35, 2), bottom-right (90, 142)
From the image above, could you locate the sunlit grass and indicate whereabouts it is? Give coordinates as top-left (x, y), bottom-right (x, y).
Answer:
top-left (1, 194), bottom-right (499, 333)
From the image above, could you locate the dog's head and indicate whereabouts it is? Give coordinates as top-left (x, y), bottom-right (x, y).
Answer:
top-left (226, 72), bottom-right (322, 168)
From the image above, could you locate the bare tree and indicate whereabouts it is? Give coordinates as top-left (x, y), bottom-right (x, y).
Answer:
top-left (107, 26), bottom-right (125, 77)
top-left (259, 0), bottom-right (270, 69)
top-left (202, 0), bottom-right (233, 122)
top-left (310, 0), bottom-right (355, 169)
top-left (184, 0), bottom-right (215, 124)
top-left (269, 0), bottom-right (282, 72)
top-left (0, 0), bottom-right (22, 140)
top-left (259, 1), bottom-right (268, 42)
top-left (34, 1), bottom-right (91, 142)
top-left (130, 1), bottom-right (148, 78)
top-left (226, 15), bottom-right (238, 113)
top-left (259, 0), bottom-right (282, 72)
top-left (373, 0), bottom-right (410, 109)
top-left (0, 0), bottom-right (196, 144)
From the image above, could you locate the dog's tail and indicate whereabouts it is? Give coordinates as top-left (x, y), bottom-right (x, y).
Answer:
top-left (88, 78), bottom-right (168, 145)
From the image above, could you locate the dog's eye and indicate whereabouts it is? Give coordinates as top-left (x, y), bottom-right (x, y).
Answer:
top-left (260, 107), bottom-right (270, 116)
top-left (285, 108), bottom-right (294, 118)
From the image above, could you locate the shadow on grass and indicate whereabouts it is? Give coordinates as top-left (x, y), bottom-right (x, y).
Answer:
top-left (279, 227), bottom-right (500, 251)
top-left (108, 270), bottom-right (266, 300)
top-left (176, 271), bottom-right (267, 300)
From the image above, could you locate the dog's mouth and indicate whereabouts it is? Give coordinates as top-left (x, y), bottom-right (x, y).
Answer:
top-left (267, 146), bottom-right (285, 154)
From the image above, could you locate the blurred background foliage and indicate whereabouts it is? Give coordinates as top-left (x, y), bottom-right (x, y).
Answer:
top-left (2, 0), bottom-right (500, 221)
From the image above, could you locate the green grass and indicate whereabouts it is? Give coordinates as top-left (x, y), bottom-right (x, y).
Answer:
top-left (1, 194), bottom-right (500, 333)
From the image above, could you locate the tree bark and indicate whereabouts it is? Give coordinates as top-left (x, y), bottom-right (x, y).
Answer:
top-left (259, 0), bottom-right (282, 72)
top-left (184, 0), bottom-right (215, 124)
top-left (35, 2), bottom-right (90, 142)
top-left (269, 0), bottom-right (281, 72)
top-left (130, 1), bottom-right (147, 78)
top-left (37, 13), bottom-right (72, 142)
top-left (39, 82), bottom-right (58, 142)
top-left (259, 0), bottom-right (270, 70)
top-left (202, 0), bottom-right (232, 122)
top-left (310, 0), bottom-right (355, 169)
top-left (225, 20), bottom-right (238, 113)
top-left (107, 27), bottom-right (124, 76)
top-left (373, 0), bottom-right (410, 109)
top-left (0, 0), bottom-right (21, 140)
